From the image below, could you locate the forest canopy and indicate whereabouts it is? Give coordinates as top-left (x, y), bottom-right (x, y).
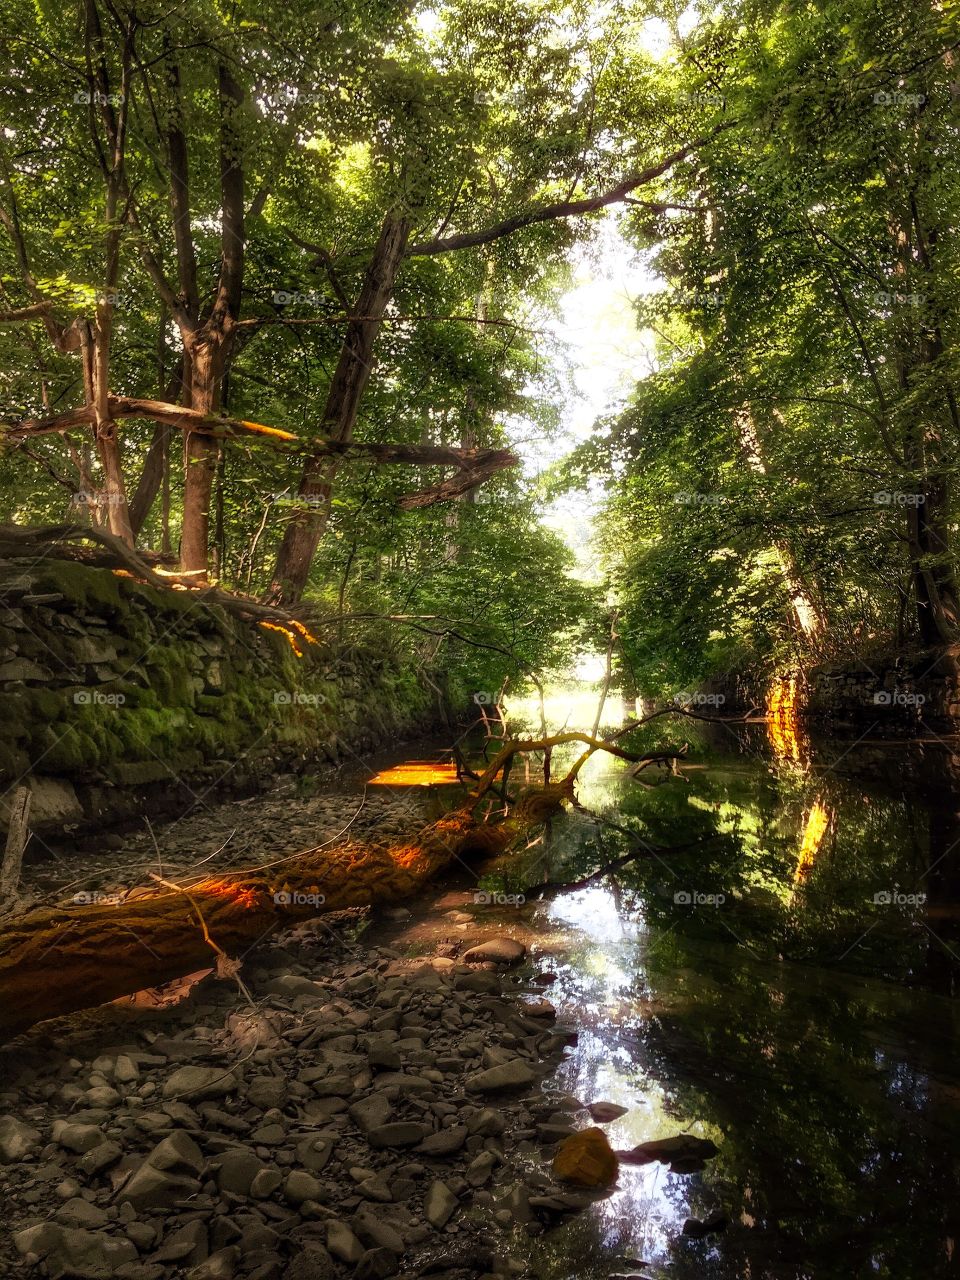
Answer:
top-left (1, 0), bottom-right (957, 701)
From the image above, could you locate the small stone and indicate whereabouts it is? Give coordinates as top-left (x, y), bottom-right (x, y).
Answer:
top-left (296, 1135), bottom-right (335, 1172)
top-left (353, 1208), bottom-right (404, 1254)
top-left (552, 1128), bottom-right (618, 1188)
top-left (417, 1126), bottom-right (468, 1156)
top-left (326, 1221), bottom-right (364, 1264)
top-left (367, 1121), bottom-right (432, 1149)
top-left (55, 1197), bottom-right (110, 1228)
top-left (162, 1066), bottom-right (237, 1102)
top-left (424, 1179), bottom-right (458, 1229)
top-left (217, 1148), bottom-right (266, 1196)
top-left (52, 1121), bottom-right (105, 1154)
top-left (349, 1093), bottom-right (393, 1135)
top-left (355, 1246), bottom-right (399, 1279)
top-left (188, 1246), bottom-right (240, 1279)
top-left (285, 1169), bottom-right (324, 1206)
top-left (0, 1115), bottom-right (42, 1162)
top-left (250, 1167), bottom-right (283, 1198)
top-left (587, 1101), bottom-right (629, 1123)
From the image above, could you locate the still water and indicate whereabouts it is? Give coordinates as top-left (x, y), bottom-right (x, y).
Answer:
top-left (367, 711), bottom-right (960, 1279)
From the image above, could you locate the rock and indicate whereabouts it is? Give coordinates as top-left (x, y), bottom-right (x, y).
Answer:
top-left (466, 1108), bottom-right (506, 1136)
top-left (154, 1220), bottom-right (208, 1263)
top-left (0, 1114), bottom-right (42, 1162)
top-left (188, 1247), bottom-right (240, 1279)
top-left (353, 1208), bottom-right (404, 1254)
top-left (462, 938), bottom-right (526, 966)
top-left (55, 1198), bottom-right (110, 1228)
top-left (119, 1131), bottom-right (205, 1209)
top-left (586, 1101), bottom-right (628, 1123)
top-left (617, 1135), bottom-right (718, 1166)
top-left (162, 1066), bottom-right (237, 1101)
top-left (216, 1148), bottom-right (267, 1196)
top-left (682, 1211), bottom-right (728, 1238)
top-left (417, 1126), bottom-right (468, 1156)
top-left (423, 1179), bottom-right (459, 1229)
top-left (367, 1041), bottom-right (402, 1071)
top-left (367, 1121), bottom-right (432, 1149)
top-left (465, 1060), bottom-right (537, 1093)
top-left (250, 1167), bottom-right (283, 1198)
top-left (78, 1140), bottom-right (122, 1175)
top-left (310, 1074), bottom-right (354, 1098)
top-left (283, 1249), bottom-right (336, 1280)
top-left (552, 1128), bottom-right (618, 1187)
top-left (465, 1151), bottom-right (497, 1186)
top-left (285, 1170), bottom-right (324, 1206)
top-left (326, 1221), bottom-right (364, 1264)
top-left (14, 1222), bottom-right (138, 1278)
top-left (120, 1162), bottom-right (201, 1210)
top-left (355, 1247), bottom-right (399, 1279)
top-left (284, 1249), bottom-right (336, 1280)
top-left (349, 1093), bottom-right (393, 1135)
top-left (52, 1121), bottom-right (105, 1154)
top-left (296, 1135), bottom-right (335, 1172)
top-left (245, 1078), bottom-right (288, 1110)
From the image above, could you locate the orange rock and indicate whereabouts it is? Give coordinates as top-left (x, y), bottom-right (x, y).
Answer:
top-left (552, 1127), bottom-right (619, 1187)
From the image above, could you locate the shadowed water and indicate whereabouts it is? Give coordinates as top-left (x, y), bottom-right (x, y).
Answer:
top-left (452, 720), bottom-right (960, 1279)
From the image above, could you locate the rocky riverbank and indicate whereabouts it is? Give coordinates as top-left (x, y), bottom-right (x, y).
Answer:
top-left (0, 906), bottom-right (624, 1280)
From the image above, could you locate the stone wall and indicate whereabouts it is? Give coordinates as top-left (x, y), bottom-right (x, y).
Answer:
top-left (0, 557), bottom-right (442, 832)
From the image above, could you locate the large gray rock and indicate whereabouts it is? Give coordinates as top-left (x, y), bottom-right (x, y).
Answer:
top-left (119, 1130), bottom-right (205, 1209)
top-left (462, 938), bottom-right (526, 966)
top-left (352, 1208), bottom-right (404, 1254)
top-left (465, 1060), bottom-right (537, 1092)
top-left (285, 1169), bottom-right (324, 1206)
top-left (216, 1147), bottom-right (267, 1196)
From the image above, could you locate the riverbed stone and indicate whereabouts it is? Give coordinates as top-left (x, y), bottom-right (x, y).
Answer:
top-left (0, 1114), bottom-right (42, 1161)
top-left (424, 1179), bottom-right (459, 1228)
top-left (465, 1060), bottom-right (537, 1092)
top-left (552, 1127), bottom-right (618, 1187)
top-left (462, 938), bottom-right (526, 966)
top-left (162, 1066), bottom-right (237, 1101)
top-left (367, 1121), bottom-right (432, 1149)
top-left (587, 1101), bottom-right (628, 1123)
top-left (326, 1220), bottom-right (363, 1264)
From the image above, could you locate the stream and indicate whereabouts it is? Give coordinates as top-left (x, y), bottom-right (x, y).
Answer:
top-left (352, 712), bottom-right (960, 1279)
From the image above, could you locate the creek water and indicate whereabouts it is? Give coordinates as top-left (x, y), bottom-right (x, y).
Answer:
top-left (353, 710), bottom-right (960, 1280)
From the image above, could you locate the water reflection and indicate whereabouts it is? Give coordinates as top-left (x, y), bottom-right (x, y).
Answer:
top-left (511, 728), bottom-right (960, 1278)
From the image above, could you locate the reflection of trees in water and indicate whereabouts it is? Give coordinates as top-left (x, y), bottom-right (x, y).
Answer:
top-left (633, 938), bottom-right (960, 1278)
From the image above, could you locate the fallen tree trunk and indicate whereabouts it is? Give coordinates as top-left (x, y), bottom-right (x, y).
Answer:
top-left (0, 805), bottom-right (536, 1041)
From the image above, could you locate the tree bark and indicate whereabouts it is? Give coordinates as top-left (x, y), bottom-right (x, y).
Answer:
top-left (0, 805), bottom-right (528, 1040)
top-left (269, 211), bottom-right (412, 603)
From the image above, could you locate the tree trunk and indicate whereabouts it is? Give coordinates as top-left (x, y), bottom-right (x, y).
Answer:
top-left (0, 805), bottom-right (529, 1040)
top-left (269, 211), bottom-right (411, 604)
top-left (179, 340), bottom-right (224, 576)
